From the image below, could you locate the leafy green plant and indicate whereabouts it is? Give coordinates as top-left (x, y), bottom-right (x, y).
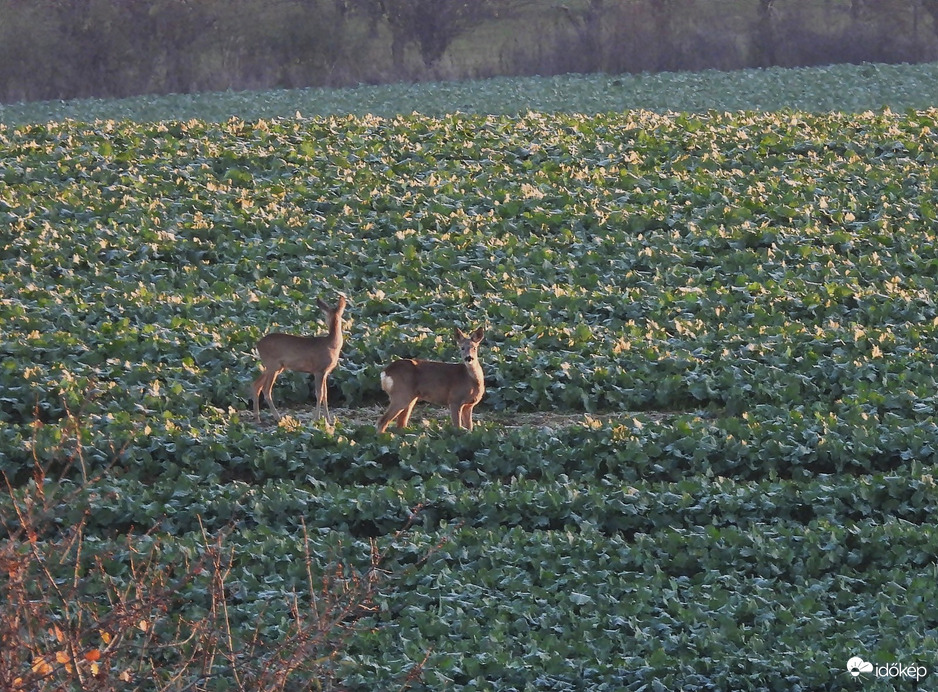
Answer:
top-left (0, 445), bottom-right (415, 691)
top-left (3, 98), bottom-right (938, 688)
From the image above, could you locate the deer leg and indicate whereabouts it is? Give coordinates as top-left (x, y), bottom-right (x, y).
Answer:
top-left (320, 373), bottom-right (332, 424)
top-left (449, 401), bottom-right (463, 428)
top-left (263, 368), bottom-right (283, 420)
top-left (377, 401), bottom-right (406, 433)
top-left (312, 372), bottom-right (328, 422)
top-left (460, 404), bottom-right (474, 431)
top-left (397, 399), bottom-right (418, 428)
top-left (251, 372), bottom-right (266, 423)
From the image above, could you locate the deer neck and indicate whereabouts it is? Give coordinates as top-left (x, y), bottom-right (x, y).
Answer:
top-left (462, 355), bottom-right (483, 384)
top-left (327, 315), bottom-right (344, 348)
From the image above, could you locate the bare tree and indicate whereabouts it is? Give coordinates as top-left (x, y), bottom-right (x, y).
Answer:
top-left (365, 0), bottom-right (514, 76)
top-left (920, 0), bottom-right (938, 37)
top-left (756, 0), bottom-right (777, 67)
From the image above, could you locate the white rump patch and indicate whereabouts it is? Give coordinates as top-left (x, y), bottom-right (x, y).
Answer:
top-left (380, 371), bottom-right (394, 393)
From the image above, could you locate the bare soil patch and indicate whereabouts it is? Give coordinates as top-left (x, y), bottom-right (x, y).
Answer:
top-left (248, 404), bottom-right (680, 430)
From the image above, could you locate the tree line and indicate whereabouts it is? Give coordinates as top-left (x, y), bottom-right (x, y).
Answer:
top-left (1, 0), bottom-right (937, 104)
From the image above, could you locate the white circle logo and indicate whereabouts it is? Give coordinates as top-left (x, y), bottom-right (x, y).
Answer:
top-left (847, 657), bottom-right (874, 678)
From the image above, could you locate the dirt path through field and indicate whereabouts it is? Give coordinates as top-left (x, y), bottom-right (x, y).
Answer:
top-left (251, 404), bottom-right (679, 430)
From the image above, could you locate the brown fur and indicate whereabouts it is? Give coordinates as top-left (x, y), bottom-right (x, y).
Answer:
top-left (250, 296), bottom-right (346, 423)
top-left (377, 326), bottom-right (485, 432)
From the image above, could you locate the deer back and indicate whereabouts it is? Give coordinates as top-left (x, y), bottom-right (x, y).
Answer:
top-left (384, 358), bottom-right (483, 406)
top-left (257, 333), bottom-right (338, 374)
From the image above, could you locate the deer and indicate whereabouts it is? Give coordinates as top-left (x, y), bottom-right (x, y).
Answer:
top-left (376, 326), bottom-right (485, 433)
top-left (250, 295), bottom-right (347, 424)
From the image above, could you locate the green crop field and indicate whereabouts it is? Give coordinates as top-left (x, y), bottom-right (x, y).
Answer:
top-left (2, 64), bottom-right (938, 690)
top-left (4, 61), bottom-right (938, 124)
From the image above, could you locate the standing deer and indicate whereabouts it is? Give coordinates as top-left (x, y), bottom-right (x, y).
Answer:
top-left (377, 326), bottom-right (485, 432)
top-left (250, 295), bottom-right (347, 424)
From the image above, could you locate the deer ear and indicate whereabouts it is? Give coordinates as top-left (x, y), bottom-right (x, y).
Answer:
top-left (317, 298), bottom-right (330, 311)
top-left (336, 295), bottom-right (347, 311)
top-left (472, 326), bottom-right (484, 342)
top-left (454, 327), bottom-right (467, 342)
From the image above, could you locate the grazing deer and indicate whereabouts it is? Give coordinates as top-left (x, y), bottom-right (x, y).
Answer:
top-left (250, 295), bottom-right (347, 424)
top-left (377, 326), bottom-right (485, 432)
